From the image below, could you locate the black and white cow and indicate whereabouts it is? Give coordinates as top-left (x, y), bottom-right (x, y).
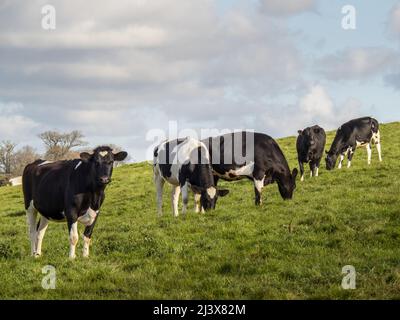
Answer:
top-left (296, 125), bottom-right (326, 181)
top-left (153, 137), bottom-right (229, 216)
top-left (203, 131), bottom-right (298, 206)
top-left (22, 146), bottom-right (128, 259)
top-left (325, 117), bottom-right (382, 170)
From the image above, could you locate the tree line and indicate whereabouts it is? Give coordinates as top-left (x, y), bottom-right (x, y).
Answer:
top-left (0, 130), bottom-right (126, 185)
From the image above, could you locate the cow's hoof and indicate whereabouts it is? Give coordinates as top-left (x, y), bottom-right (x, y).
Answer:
top-left (34, 253), bottom-right (42, 259)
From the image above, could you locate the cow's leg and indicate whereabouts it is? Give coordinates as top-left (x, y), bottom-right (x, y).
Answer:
top-left (68, 220), bottom-right (79, 259)
top-left (253, 170), bottom-right (265, 206)
top-left (347, 148), bottom-right (354, 168)
top-left (309, 162), bottom-right (316, 177)
top-left (314, 158), bottom-right (321, 177)
top-left (299, 161), bottom-right (305, 181)
top-left (366, 143), bottom-right (372, 165)
top-left (338, 154), bottom-right (345, 169)
top-left (171, 185), bottom-right (181, 217)
top-left (82, 213), bottom-right (100, 258)
top-left (194, 193), bottom-right (201, 213)
top-left (181, 183), bottom-right (189, 215)
top-left (26, 200), bottom-right (38, 256)
top-left (155, 174), bottom-right (165, 216)
top-left (372, 131), bottom-right (382, 162)
top-left (34, 217), bottom-right (49, 257)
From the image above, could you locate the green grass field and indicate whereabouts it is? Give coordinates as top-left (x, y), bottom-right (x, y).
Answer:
top-left (0, 122), bottom-right (399, 300)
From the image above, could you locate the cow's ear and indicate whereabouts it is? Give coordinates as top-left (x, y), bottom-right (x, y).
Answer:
top-left (80, 152), bottom-right (92, 162)
top-left (218, 189), bottom-right (229, 197)
top-left (292, 168), bottom-right (298, 180)
top-left (297, 130), bottom-right (302, 135)
top-left (113, 151), bottom-right (128, 161)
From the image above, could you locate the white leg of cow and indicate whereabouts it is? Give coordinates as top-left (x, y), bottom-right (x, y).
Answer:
top-left (181, 183), bottom-right (189, 215)
top-left (82, 236), bottom-right (91, 258)
top-left (254, 178), bottom-right (264, 206)
top-left (171, 185), bottom-right (181, 217)
top-left (155, 174), bottom-right (165, 216)
top-left (26, 200), bottom-right (38, 256)
top-left (34, 217), bottom-right (49, 257)
top-left (194, 193), bottom-right (201, 213)
top-left (367, 143), bottom-right (372, 165)
top-left (338, 154), bottom-right (344, 169)
top-left (315, 167), bottom-right (319, 177)
top-left (69, 222), bottom-right (79, 259)
top-left (373, 131), bottom-right (382, 162)
top-left (376, 142), bottom-right (382, 162)
top-left (300, 174), bottom-right (304, 182)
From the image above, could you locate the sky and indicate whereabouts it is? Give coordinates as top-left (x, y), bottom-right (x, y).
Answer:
top-left (0, 0), bottom-right (400, 161)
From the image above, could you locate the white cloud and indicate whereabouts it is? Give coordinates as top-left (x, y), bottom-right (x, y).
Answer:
top-left (317, 47), bottom-right (399, 81)
top-left (300, 85), bottom-right (333, 118)
top-left (0, 101), bottom-right (39, 142)
top-left (389, 3), bottom-right (400, 35)
top-left (259, 0), bottom-right (316, 16)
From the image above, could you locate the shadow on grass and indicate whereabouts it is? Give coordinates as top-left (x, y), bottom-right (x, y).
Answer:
top-left (6, 211), bottom-right (25, 217)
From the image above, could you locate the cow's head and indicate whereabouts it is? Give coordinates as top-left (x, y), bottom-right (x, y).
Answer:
top-left (325, 150), bottom-right (337, 171)
top-left (201, 187), bottom-right (230, 211)
top-left (277, 168), bottom-right (298, 200)
top-left (80, 146), bottom-right (128, 186)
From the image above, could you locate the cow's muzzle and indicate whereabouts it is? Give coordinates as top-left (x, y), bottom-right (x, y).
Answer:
top-left (99, 176), bottom-right (111, 185)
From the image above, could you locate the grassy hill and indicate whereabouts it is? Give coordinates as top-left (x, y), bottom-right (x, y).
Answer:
top-left (0, 122), bottom-right (399, 299)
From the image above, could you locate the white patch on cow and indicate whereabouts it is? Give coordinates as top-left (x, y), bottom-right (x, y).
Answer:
top-left (214, 161), bottom-right (254, 180)
top-left (74, 161), bottom-right (82, 170)
top-left (356, 140), bottom-right (369, 148)
top-left (338, 154), bottom-right (344, 169)
top-left (77, 208), bottom-right (98, 226)
top-left (207, 187), bottom-right (217, 199)
top-left (69, 222), bottom-right (79, 259)
top-left (38, 161), bottom-right (53, 167)
top-left (254, 178), bottom-right (265, 193)
top-left (83, 236), bottom-right (91, 258)
top-left (99, 151), bottom-right (109, 157)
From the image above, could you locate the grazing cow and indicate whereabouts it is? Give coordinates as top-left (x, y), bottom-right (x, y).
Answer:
top-left (325, 117), bottom-right (382, 170)
top-left (153, 137), bottom-right (229, 216)
top-left (22, 146), bottom-right (128, 259)
top-left (296, 125), bottom-right (326, 181)
top-left (203, 131), bottom-right (298, 206)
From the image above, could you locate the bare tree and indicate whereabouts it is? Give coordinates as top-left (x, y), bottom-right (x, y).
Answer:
top-left (39, 130), bottom-right (87, 161)
top-left (13, 146), bottom-right (40, 176)
top-left (0, 141), bottom-right (17, 175)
